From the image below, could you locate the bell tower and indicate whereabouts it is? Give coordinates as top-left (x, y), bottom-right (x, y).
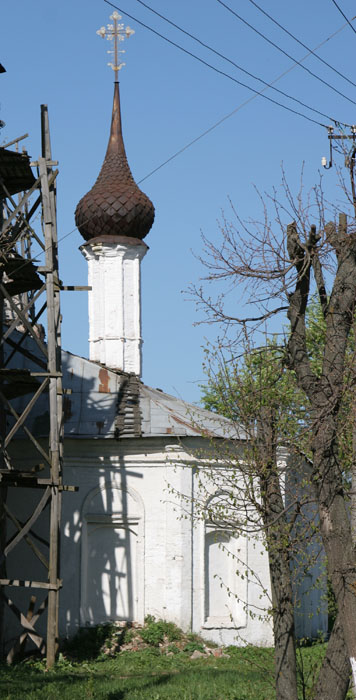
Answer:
top-left (75, 12), bottom-right (154, 376)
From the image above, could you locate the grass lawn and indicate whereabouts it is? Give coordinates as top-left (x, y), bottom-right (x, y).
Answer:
top-left (0, 647), bottom-right (274, 700)
top-left (0, 644), bottom-right (332, 700)
top-left (0, 619), bottom-right (346, 700)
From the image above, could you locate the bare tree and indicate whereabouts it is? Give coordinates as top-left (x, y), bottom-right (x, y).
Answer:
top-left (190, 167), bottom-right (356, 699)
top-left (172, 340), bottom-right (326, 700)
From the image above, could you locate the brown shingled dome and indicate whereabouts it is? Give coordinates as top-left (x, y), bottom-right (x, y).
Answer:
top-left (75, 82), bottom-right (154, 241)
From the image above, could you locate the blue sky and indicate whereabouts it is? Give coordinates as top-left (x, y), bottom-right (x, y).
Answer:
top-left (2, 0), bottom-right (356, 403)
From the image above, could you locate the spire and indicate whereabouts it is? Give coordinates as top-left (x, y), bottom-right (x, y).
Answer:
top-left (75, 13), bottom-right (154, 242)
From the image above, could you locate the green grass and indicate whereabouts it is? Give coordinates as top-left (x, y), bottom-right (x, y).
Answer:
top-left (0, 621), bottom-right (352, 700)
top-left (0, 647), bottom-right (276, 700)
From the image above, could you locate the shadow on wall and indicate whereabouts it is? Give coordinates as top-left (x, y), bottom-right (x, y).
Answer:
top-left (3, 333), bottom-right (144, 655)
top-left (78, 468), bottom-right (144, 627)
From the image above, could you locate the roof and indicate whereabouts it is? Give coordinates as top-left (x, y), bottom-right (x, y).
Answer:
top-left (0, 148), bottom-right (35, 196)
top-left (59, 351), bottom-right (240, 439)
top-left (75, 82), bottom-right (154, 242)
top-left (6, 331), bottom-right (242, 441)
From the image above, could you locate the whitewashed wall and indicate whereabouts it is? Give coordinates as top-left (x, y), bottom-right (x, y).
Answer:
top-left (4, 436), bottom-right (274, 649)
top-left (59, 437), bottom-right (273, 645)
top-left (6, 437), bottom-right (327, 650)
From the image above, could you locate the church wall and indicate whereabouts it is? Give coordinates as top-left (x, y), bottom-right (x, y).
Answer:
top-left (4, 436), bottom-right (276, 651)
top-left (188, 461), bottom-right (274, 647)
top-left (60, 438), bottom-right (190, 639)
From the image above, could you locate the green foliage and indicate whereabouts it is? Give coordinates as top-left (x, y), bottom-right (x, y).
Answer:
top-left (201, 337), bottom-right (305, 445)
top-left (122, 627), bottom-right (136, 644)
top-left (140, 616), bottom-right (182, 646)
top-left (201, 296), bottom-right (355, 473)
top-left (182, 640), bottom-right (205, 654)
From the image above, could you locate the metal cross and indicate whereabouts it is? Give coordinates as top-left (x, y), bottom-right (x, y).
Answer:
top-left (97, 11), bottom-right (135, 76)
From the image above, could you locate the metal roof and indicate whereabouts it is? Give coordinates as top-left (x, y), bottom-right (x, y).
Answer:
top-left (6, 331), bottom-right (242, 440)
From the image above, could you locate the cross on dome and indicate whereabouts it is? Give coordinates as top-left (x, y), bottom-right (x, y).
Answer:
top-left (75, 14), bottom-right (154, 243)
top-left (96, 11), bottom-right (135, 76)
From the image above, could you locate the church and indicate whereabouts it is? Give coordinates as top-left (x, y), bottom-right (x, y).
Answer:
top-left (3, 13), bottom-right (327, 653)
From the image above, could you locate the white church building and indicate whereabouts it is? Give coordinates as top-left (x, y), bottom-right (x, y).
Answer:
top-left (4, 18), bottom-right (327, 652)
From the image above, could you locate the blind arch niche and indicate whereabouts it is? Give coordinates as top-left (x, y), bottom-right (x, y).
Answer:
top-left (80, 482), bottom-right (145, 626)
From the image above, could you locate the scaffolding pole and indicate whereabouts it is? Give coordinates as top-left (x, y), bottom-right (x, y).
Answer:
top-left (0, 106), bottom-right (67, 667)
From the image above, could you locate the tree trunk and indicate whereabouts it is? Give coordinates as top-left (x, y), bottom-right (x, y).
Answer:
top-left (350, 348), bottom-right (356, 699)
top-left (258, 406), bottom-right (352, 700)
top-left (313, 415), bottom-right (356, 688)
top-left (313, 614), bottom-right (350, 700)
top-left (258, 411), bottom-right (298, 700)
top-left (285, 215), bottom-right (356, 690)
top-left (265, 512), bottom-right (298, 700)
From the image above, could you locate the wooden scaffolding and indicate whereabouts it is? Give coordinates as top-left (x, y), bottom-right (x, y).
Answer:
top-left (0, 106), bottom-right (66, 667)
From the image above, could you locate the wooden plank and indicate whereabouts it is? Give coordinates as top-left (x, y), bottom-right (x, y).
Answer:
top-left (6, 596), bottom-right (47, 663)
top-left (4, 505), bottom-right (49, 570)
top-left (39, 139), bottom-right (62, 668)
top-left (2, 285), bottom-right (46, 344)
top-left (0, 476), bottom-right (50, 488)
top-left (2, 133), bottom-right (29, 149)
top-left (0, 378), bottom-right (52, 466)
top-left (3, 377), bottom-right (49, 448)
top-left (2, 593), bottom-right (45, 649)
top-left (0, 283), bottom-right (48, 359)
top-left (4, 336), bottom-right (47, 370)
top-left (0, 175), bottom-right (41, 236)
top-left (0, 170), bottom-right (57, 250)
top-left (0, 579), bottom-right (60, 590)
top-left (61, 285), bottom-right (92, 291)
top-left (4, 486), bottom-right (51, 556)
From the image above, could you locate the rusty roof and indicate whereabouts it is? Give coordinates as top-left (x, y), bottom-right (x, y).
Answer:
top-left (6, 331), bottom-right (242, 441)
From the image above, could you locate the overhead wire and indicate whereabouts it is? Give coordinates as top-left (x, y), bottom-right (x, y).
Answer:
top-left (3, 7), bottom-right (354, 269)
top-left (135, 15), bottom-right (356, 184)
top-left (329, 0), bottom-right (356, 36)
top-left (104, 0), bottom-right (336, 128)
top-left (245, 0), bottom-right (356, 88)
top-left (216, 0), bottom-right (356, 107)
top-left (130, 0), bottom-right (347, 128)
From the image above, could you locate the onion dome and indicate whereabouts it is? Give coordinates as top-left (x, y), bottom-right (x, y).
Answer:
top-left (75, 82), bottom-right (154, 241)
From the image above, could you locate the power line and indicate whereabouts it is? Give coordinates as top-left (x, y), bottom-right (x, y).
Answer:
top-left (245, 0), bottom-right (356, 88)
top-left (216, 0), bottom-right (356, 107)
top-left (139, 17), bottom-right (356, 182)
top-left (104, 0), bottom-right (330, 128)
top-left (330, 0), bottom-right (356, 36)
top-left (131, 0), bottom-right (346, 129)
top-left (7, 8), bottom-right (354, 268)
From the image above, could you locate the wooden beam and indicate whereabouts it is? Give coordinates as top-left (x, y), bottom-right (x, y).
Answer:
top-left (0, 176), bottom-right (41, 237)
top-left (2, 134), bottom-right (29, 149)
top-left (4, 505), bottom-right (49, 570)
top-left (4, 336), bottom-right (47, 370)
top-left (0, 282), bottom-right (48, 359)
top-left (3, 378), bottom-right (49, 448)
top-left (0, 579), bottom-right (61, 590)
top-left (4, 486), bottom-right (50, 556)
